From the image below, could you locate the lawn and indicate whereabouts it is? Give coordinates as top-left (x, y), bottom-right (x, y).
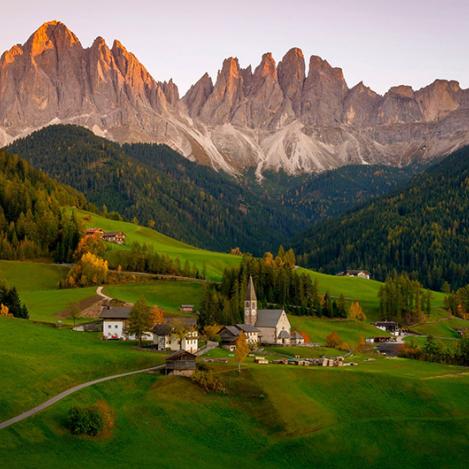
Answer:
top-left (0, 319), bottom-right (163, 422)
top-left (290, 316), bottom-right (385, 345)
top-left (104, 280), bottom-right (205, 315)
top-left (0, 260), bottom-right (97, 324)
top-left (409, 317), bottom-right (469, 339)
top-left (0, 354), bottom-right (468, 468)
top-left (75, 209), bottom-right (241, 281)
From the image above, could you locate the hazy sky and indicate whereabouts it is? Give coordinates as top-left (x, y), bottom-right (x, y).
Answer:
top-left (1, 0), bottom-right (468, 95)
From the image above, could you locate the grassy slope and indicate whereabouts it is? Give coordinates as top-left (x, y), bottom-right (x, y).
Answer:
top-left (104, 280), bottom-right (205, 316)
top-left (0, 320), bottom-right (163, 422)
top-left (75, 209), bottom-right (241, 281)
top-left (0, 260), bottom-right (96, 323)
top-left (0, 357), bottom-right (467, 468)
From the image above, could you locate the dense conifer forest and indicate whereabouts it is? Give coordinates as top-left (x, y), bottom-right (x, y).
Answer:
top-left (0, 150), bottom-right (86, 262)
top-left (297, 146), bottom-right (469, 290)
top-left (7, 125), bottom-right (411, 254)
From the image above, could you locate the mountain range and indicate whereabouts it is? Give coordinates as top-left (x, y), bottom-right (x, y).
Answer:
top-left (1, 21), bottom-right (469, 174)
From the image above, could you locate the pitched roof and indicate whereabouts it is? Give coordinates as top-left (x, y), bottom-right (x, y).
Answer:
top-left (278, 330), bottom-right (290, 339)
top-left (166, 350), bottom-right (197, 361)
top-left (153, 324), bottom-right (172, 335)
top-left (153, 317), bottom-right (197, 335)
top-left (246, 276), bottom-right (257, 301)
top-left (290, 331), bottom-right (304, 339)
top-left (255, 309), bottom-right (284, 328)
top-left (235, 323), bottom-right (260, 333)
top-left (100, 306), bottom-right (131, 319)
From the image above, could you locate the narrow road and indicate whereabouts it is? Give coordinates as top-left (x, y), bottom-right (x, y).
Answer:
top-left (96, 286), bottom-right (112, 301)
top-left (0, 364), bottom-right (164, 431)
top-left (196, 340), bottom-right (219, 356)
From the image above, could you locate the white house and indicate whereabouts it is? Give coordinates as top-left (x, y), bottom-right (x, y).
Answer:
top-left (219, 324), bottom-right (260, 350)
top-left (243, 276), bottom-right (292, 345)
top-left (374, 321), bottom-right (400, 337)
top-left (336, 270), bottom-right (370, 279)
top-left (100, 305), bottom-right (152, 341)
top-left (153, 317), bottom-right (199, 354)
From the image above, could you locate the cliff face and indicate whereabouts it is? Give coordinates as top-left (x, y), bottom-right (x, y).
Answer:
top-left (1, 21), bottom-right (469, 174)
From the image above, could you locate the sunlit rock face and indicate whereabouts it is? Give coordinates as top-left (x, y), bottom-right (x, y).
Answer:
top-left (1, 21), bottom-right (469, 175)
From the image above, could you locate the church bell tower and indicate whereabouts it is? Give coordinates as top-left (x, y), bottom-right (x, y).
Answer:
top-left (244, 276), bottom-right (257, 326)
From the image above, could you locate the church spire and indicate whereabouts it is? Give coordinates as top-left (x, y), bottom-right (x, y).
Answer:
top-left (246, 275), bottom-right (257, 301)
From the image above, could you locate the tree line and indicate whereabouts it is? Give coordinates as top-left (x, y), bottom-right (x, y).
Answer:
top-left (198, 248), bottom-right (349, 328)
top-left (0, 281), bottom-right (29, 319)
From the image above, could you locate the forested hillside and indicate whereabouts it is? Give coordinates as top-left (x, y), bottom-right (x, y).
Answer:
top-left (0, 150), bottom-right (86, 261)
top-left (297, 147), bottom-right (469, 290)
top-left (6, 125), bottom-right (414, 254)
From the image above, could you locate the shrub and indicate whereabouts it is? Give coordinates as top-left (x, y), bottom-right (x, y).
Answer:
top-left (66, 406), bottom-right (103, 436)
top-left (191, 370), bottom-right (226, 394)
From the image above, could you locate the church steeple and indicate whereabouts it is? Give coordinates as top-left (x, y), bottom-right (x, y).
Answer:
top-left (244, 276), bottom-right (257, 326)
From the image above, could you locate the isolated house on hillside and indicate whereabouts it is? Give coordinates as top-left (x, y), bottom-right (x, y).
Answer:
top-left (153, 317), bottom-right (198, 353)
top-left (336, 270), bottom-right (370, 279)
top-left (374, 321), bottom-right (400, 337)
top-left (165, 350), bottom-right (197, 376)
top-left (85, 227), bottom-right (104, 237)
top-left (102, 231), bottom-right (126, 244)
top-left (244, 276), bottom-right (292, 345)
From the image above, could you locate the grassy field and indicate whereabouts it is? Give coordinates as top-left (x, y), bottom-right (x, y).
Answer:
top-left (0, 319), bottom-right (163, 422)
top-left (75, 209), bottom-right (241, 281)
top-left (0, 260), bottom-right (97, 324)
top-left (409, 317), bottom-right (469, 338)
top-left (0, 349), bottom-right (467, 468)
top-left (104, 280), bottom-right (205, 315)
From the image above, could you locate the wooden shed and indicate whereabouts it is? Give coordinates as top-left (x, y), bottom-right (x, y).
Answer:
top-left (165, 350), bottom-right (197, 376)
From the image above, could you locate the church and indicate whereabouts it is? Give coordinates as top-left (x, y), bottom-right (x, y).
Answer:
top-left (244, 276), bottom-right (292, 345)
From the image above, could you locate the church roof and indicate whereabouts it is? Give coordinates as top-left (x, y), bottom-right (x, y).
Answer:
top-left (256, 309), bottom-right (284, 328)
top-left (278, 330), bottom-right (290, 339)
top-left (246, 276), bottom-right (257, 301)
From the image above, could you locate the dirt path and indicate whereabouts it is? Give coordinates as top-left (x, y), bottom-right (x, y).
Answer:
top-left (0, 364), bottom-right (164, 431)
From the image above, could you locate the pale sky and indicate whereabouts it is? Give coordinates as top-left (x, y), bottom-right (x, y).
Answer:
top-left (1, 0), bottom-right (468, 95)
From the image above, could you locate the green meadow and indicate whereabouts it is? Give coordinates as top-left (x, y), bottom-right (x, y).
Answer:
top-left (0, 319), bottom-right (162, 422)
top-left (0, 348), bottom-right (467, 468)
top-left (104, 280), bottom-right (205, 315)
top-left (75, 209), bottom-right (241, 281)
top-left (0, 260), bottom-right (96, 324)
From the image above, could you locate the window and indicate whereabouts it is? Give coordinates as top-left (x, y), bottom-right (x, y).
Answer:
top-left (108, 325), bottom-right (112, 329)
top-left (115, 325), bottom-right (118, 329)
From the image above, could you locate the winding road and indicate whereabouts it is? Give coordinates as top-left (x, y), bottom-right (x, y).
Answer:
top-left (0, 364), bottom-right (164, 431)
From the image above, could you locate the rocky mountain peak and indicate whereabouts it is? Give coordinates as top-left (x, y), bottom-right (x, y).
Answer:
top-left (277, 47), bottom-right (306, 115)
top-left (25, 21), bottom-right (81, 56)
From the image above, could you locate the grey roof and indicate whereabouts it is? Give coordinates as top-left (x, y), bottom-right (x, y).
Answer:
top-left (255, 309), bottom-right (284, 328)
top-left (278, 330), bottom-right (290, 339)
top-left (153, 324), bottom-right (172, 335)
top-left (100, 306), bottom-right (131, 319)
top-left (291, 331), bottom-right (303, 339)
top-left (166, 350), bottom-right (197, 361)
top-left (246, 276), bottom-right (257, 301)
top-left (154, 317), bottom-right (197, 335)
top-left (236, 324), bottom-right (260, 333)
top-left (222, 326), bottom-right (240, 337)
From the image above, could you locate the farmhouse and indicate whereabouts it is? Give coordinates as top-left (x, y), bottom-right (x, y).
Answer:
top-left (153, 317), bottom-right (198, 353)
top-left (180, 304), bottom-right (194, 313)
top-left (100, 305), bottom-right (152, 341)
top-left (85, 227), bottom-right (104, 237)
top-left (374, 321), bottom-right (400, 337)
top-left (243, 276), bottom-right (292, 345)
top-left (219, 324), bottom-right (260, 350)
top-left (102, 231), bottom-right (126, 244)
top-left (165, 350), bottom-right (197, 376)
top-left (336, 269), bottom-right (370, 279)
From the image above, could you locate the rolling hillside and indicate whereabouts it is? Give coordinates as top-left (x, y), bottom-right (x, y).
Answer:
top-left (6, 125), bottom-right (415, 254)
top-left (298, 146), bottom-right (469, 290)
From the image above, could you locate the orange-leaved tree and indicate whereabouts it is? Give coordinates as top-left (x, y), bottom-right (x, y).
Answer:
top-left (348, 301), bottom-right (366, 321)
top-left (0, 304), bottom-right (12, 317)
top-left (235, 331), bottom-right (249, 374)
top-left (325, 331), bottom-right (342, 348)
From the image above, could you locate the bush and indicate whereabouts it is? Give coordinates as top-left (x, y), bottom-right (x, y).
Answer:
top-left (66, 406), bottom-right (103, 436)
top-left (191, 370), bottom-right (226, 394)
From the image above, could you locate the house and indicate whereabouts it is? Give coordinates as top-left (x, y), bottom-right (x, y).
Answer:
top-left (219, 323), bottom-right (260, 350)
top-left (336, 270), bottom-right (370, 279)
top-left (102, 231), bottom-right (126, 244)
top-left (244, 276), bottom-right (291, 345)
top-left (180, 304), bottom-right (194, 313)
top-left (85, 228), bottom-right (104, 237)
top-left (374, 321), bottom-right (400, 337)
top-left (100, 305), bottom-right (152, 341)
top-left (165, 350), bottom-right (197, 376)
top-left (153, 317), bottom-right (198, 354)
top-left (290, 331), bottom-right (305, 345)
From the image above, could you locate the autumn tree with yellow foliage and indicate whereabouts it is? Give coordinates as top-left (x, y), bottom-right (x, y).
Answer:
top-left (235, 331), bottom-right (249, 373)
top-left (65, 252), bottom-right (108, 287)
top-left (348, 301), bottom-right (366, 321)
top-left (0, 304), bottom-right (12, 317)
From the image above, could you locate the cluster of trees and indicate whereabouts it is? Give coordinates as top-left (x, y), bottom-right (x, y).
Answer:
top-left (378, 273), bottom-right (432, 325)
top-left (0, 282), bottom-right (29, 319)
top-left (127, 298), bottom-right (165, 345)
top-left (109, 242), bottom-right (205, 279)
top-left (199, 248), bottom-right (350, 327)
top-left (445, 284), bottom-right (469, 319)
top-left (298, 146), bottom-right (469, 290)
top-left (64, 252), bottom-right (109, 288)
top-left (400, 336), bottom-right (469, 366)
top-left (0, 150), bottom-right (86, 262)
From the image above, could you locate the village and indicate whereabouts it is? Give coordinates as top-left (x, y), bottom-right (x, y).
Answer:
top-left (92, 275), bottom-right (405, 376)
